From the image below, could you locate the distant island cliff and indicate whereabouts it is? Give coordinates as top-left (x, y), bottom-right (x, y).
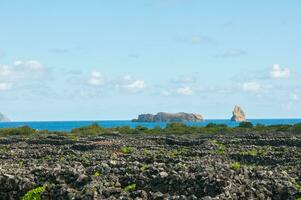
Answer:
top-left (132, 112), bottom-right (204, 123)
top-left (0, 113), bottom-right (10, 122)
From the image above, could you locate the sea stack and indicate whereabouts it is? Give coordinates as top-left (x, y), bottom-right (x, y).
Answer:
top-left (132, 112), bottom-right (204, 123)
top-left (0, 113), bottom-right (10, 122)
top-left (231, 106), bottom-right (247, 122)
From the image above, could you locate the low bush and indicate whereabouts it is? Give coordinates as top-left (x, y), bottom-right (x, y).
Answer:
top-left (124, 183), bottom-right (136, 192)
top-left (239, 122), bottom-right (254, 128)
top-left (71, 123), bottom-right (108, 135)
top-left (22, 185), bottom-right (46, 200)
top-left (0, 126), bottom-right (36, 136)
top-left (231, 162), bottom-right (241, 170)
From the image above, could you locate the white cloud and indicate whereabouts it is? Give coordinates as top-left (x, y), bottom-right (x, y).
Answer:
top-left (25, 60), bottom-right (44, 70)
top-left (219, 49), bottom-right (247, 57)
top-left (114, 75), bottom-right (146, 93)
top-left (0, 83), bottom-right (10, 91)
top-left (270, 64), bottom-right (290, 79)
top-left (14, 61), bottom-right (22, 66)
top-left (0, 60), bottom-right (49, 92)
top-left (190, 34), bottom-right (213, 44)
top-left (290, 93), bottom-right (299, 101)
top-left (176, 86), bottom-right (193, 95)
top-left (88, 71), bottom-right (105, 86)
top-left (0, 65), bottom-right (11, 76)
top-left (242, 82), bottom-right (262, 92)
top-left (125, 80), bottom-right (145, 91)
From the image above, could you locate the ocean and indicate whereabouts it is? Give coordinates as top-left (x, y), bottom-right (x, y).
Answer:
top-left (0, 119), bottom-right (301, 132)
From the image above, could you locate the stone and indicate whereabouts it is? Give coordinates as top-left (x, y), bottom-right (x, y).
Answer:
top-left (159, 172), bottom-right (168, 178)
top-left (231, 105), bottom-right (247, 122)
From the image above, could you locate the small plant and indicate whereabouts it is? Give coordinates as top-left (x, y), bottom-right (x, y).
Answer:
top-left (292, 181), bottom-right (301, 191)
top-left (140, 164), bottom-right (148, 172)
top-left (124, 183), bottom-right (136, 192)
top-left (120, 146), bottom-right (134, 154)
top-left (59, 156), bottom-right (65, 161)
top-left (210, 139), bottom-right (226, 155)
top-left (19, 160), bottom-right (24, 167)
top-left (68, 134), bottom-right (79, 141)
top-left (215, 148), bottom-right (225, 155)
top-left (231, 162), bottom-right (241, 170)
top-left (168, 147), bottom-right (189, 157)
top-left (94, 171), bottom-right (101, 177)
top-left (44, 155), bottom-right (52, 161)
top-left (22, 186), bottom-right (46, 200)
top-left (241, 149), bottom-right (257, 156)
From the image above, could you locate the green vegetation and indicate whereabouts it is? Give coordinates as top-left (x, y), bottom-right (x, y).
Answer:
top-left (19, 160), bottom-right (24, 167)
top-left (22, 186), bottom-right (46, 200)
top-left (124, 183), bottom-right (137, 192)
top-left (140, 164), bottom-right (148, 172)
top-left (120, 146), bottom-right (135, 154)
top-left (1, 122), bottom-right (301, 137)
top-left (239, 146), bottom-right (272, 157)
top-left (231, 162), bottom-right (241, 170)
top-left (94, 171), bottom-right (101, 177)
top-left (209, 139), bottom-right (226, 155)
top-left (292, 181), bottom-right (301, 191)
top-left (71, 123), bottom-right (109, 135)
top-left (168, 147), bottom-right (189, 158)
top-left (0, 126), bottom-right (36, 136)
top-left (238, 122), bottom-right (254, 128)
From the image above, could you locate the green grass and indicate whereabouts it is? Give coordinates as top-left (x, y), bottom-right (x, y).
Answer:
top-left (94, 171), bottom-right (101, 177)
top-left (120, 146), bottom-right (135, 154)
top-left (124, 183), bottom-right (136, 192)
top-left (22, 186), bottom-right (46, 200)
top-left (231, 162), bottom-right (241, 170)
top-left (140, 164), bottom-right (148, 172)
top-left (168, 147), bottom-right (189, 157)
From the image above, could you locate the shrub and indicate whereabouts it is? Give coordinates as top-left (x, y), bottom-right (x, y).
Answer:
top-left (120, 146), bottom-right (135, 154)
top-left (239, 122), bottom-right (253, 128)
top-left (71, 123), bottom-right (106, 135)
top-left (206, 123), bottom-right (228, 128)
top-left (22, 186), bottom-right (46, 200)
top-left (0, 126), bottom-right (36, 136)
top-left (231, 162), bottom-right (241, 170)
top-left (135, 125), bottom-right (148, 132)
top-left (268, 124), bottom-right (292, 132)
top-left (94, 171), bottom-right (101, 177)
top-left (292, 123), bottom-right (301, 134)
top-left (124, 183), bottom-right (136, 192)
top-left (116, 126), bottom-right (135, 134)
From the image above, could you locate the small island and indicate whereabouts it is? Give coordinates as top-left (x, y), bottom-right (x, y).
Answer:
top-left (132, 112), bottom-right (204, 123)
top-left (0, 113), bottom-right (10, 122)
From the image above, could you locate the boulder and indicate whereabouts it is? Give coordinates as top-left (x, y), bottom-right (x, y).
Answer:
top-left (231, 106), bottom-right (247, 122)
top-left (132, 112), bottom-right (204, 122)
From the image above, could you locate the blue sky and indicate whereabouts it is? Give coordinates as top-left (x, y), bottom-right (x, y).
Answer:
top-left (0, 0), bottom-right (301, 121)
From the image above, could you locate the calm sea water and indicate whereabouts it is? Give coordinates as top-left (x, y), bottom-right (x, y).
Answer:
top-left (0, 119), bottom-right (301, 132)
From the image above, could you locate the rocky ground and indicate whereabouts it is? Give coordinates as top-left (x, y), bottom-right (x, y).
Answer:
top-left (0, 132), bottom-right (300, 200)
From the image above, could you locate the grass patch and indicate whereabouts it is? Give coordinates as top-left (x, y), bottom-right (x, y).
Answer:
top-left (22, 185), bottom-right (46, 200)
top-left (231, 162), bottom-right (241, 170)
top-left (94, 171), bottom-right (101, 177)
top-left (120, 146), bottom-right (135, 154)
top-left (124, 183), bottom-right (136, 192)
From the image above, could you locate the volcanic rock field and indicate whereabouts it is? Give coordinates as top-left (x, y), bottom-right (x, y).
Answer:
top-left (0, 132), bottom-right (300, 200)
